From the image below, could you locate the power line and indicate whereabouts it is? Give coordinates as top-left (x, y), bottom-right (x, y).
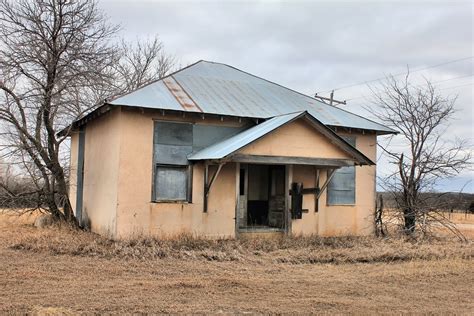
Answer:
top-left (316, 56), bottom-right (474, 94)
top-left (440, 82), bottom-right (474, 91)
top-left (344, 73), bottom-right (474, 102)
top-left (433, 74), bottom-right (473, 84)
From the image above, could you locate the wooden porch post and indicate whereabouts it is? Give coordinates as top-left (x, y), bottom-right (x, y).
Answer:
top-left (285, 164), bottom-right (293, 235)
top-left (315, 168), bottom-right (320, 213)
top-left (234, 162), bottom-right (240, 237)
top-left (203, 162), bottom-right (225, 213)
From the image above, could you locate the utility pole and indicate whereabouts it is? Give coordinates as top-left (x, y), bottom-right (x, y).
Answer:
top-left (314, 90), bottom-right (346, 106)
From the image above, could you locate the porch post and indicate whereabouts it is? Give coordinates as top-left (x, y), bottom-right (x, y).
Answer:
top-left (285, 164), bottom-right (293, 235)
top-left (315, 168), bottom-right (320, 213)
top-left (203, 162), bottom-right (225, 213)
top-left (234, 162), bottom-right (240, 237)
top-left (203, 163), bottom-right (209, 212)
top-left (317, 169), bottom-right (336, 199)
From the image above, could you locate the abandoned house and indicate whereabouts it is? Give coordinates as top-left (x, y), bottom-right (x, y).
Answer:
top-left (67, 60), bottom-right (397, 239)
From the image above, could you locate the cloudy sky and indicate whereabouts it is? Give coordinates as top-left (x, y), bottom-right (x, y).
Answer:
top-left (99, 0), bottom-right (473, 192)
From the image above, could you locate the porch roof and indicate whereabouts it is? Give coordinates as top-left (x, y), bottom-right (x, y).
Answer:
top-left (188, 111), bottom-right (375, 166)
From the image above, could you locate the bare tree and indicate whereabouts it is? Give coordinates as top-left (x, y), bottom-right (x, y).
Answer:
top-left (370, 72), bottom-right (471, 236)
top-left (113, 36), bottom-right (177, 93)
top-left (0, 1), bottom-right (178, 225)
top-left (0, 0), bottom-right (120, 224)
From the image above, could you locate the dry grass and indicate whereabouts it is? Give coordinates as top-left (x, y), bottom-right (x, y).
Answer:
top-left (4, 222), bottom-right (473, 264)
top-left (382, 209), bottom-right (474, 239)
top-left (1, 216), bottom-right (473, 314)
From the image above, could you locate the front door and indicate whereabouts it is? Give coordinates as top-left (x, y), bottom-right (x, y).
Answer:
top-left (237, 164), bottom-right (286, 231)
top-left (237, 164), bottom-right (248, 228)
top-left (268, 165), bottom-right (286, 228)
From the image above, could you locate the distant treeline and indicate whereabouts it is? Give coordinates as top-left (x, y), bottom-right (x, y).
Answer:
top-left (377, 192), bottom-right (474, 213)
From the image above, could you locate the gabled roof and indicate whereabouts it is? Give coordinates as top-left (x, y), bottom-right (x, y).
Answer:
top-left (109, 60), bottom-right (397, 134)
top-left (188, 111), bottom-right (375, 166)
top-left (188, 111), bottom-right (303, 161)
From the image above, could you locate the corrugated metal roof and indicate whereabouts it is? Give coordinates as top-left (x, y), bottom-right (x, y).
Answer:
top-left (188, 111), bottom-right (304, 160)
top-left (110, 60), bottom-right (396, 134)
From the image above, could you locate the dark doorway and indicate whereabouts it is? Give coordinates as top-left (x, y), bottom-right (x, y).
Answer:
top-left (242, 164), bottom-right (285, 229)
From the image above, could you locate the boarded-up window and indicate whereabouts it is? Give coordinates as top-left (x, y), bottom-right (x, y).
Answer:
top-left (192, 124), bottom-right (243, 152)
top-left (155, 165), bottom-right (188, 200)
top-left (152, 120), bottom-right (245, 202)
top-left (153, 121), bottom-right (193, 201)
top-left (327, 136), bottom-right (356, 205)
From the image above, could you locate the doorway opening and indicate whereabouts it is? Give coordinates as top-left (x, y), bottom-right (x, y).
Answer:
top-left (238, 164), bottom-right (286, 230)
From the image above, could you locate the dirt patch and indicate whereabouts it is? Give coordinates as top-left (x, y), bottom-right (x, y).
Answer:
top-left (1, 220), bottom-right (473, 314)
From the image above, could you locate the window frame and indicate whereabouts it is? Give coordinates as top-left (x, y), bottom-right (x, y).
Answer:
top-left (151, 119), bottom-right (194, 204)
top-left (151, 119), bottom-right (244, 204)
top-left (326, 166), bottom-right (356, 206)
top-left (152, 163), bottom-right (193, 203)
top-left (326, 135), bottom-right (357, 206)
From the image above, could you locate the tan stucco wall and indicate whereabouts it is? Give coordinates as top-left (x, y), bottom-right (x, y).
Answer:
top-left (78, 108), bottom-right (121, 237)
top-left (72, 107), bottom-right (377, 239)
top-left (114, 109), bottom-right (244, 239)
top-left (291, 132), bottom-right (377, 236)
top-left (239, 119), bottom-right (350, 159)
top-left (69, 132), bottom-right (78, 214)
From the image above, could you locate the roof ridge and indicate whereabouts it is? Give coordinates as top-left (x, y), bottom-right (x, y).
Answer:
top-left (105, 59), bottom-right (396, 134)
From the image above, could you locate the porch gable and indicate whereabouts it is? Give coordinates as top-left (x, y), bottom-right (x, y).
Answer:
top-left (188, 111), bottom-right (374, 166)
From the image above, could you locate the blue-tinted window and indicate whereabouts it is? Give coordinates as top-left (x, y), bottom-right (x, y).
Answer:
top-left (152, 121), bottom-right (244, 201)
top-left (153, 121), bottom-right (193, 201)
top-left (327, 136), bottom-right (356, 205)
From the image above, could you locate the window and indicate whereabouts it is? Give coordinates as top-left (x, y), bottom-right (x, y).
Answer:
top-left (153, 121), bottom-right (193, 202)
top-left (327, 136), bottom-right (356, 205)
top-left (152, 120), bottom-right (244, 202)
top-left (155, 165), bottom-right (188, 201)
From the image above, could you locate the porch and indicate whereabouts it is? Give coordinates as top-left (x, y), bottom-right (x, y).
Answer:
top-left (187, 111), bottom-right (375, 236)
top-left (204, 160), bottom-right (342, 235)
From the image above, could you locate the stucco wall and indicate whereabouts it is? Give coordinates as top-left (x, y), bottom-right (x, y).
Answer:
top-left (74, 107), bottom-right (377, 239)
top-left (69, 131), bottom-right (79, 214)
top-left (114, 109), bottom-right (245, 239)
top-left (291, 132), bottom-right (377, 236)
top-left (239, 119), bottom-right (349, 159)
top-left (79, 108), bottom-right (121, 237)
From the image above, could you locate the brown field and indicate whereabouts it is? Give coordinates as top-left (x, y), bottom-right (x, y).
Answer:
top-left (382, 210), bottom-right (474, 239)
top-left (1, 212), bottom-right (473, 314)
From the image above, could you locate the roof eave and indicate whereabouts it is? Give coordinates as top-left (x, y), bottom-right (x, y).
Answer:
top-left (299, 114), bottom-right (376, 166)
top-left (57, 102), bottom-right (114, 137)
top-left (189, 111), bottom-right (376, 166)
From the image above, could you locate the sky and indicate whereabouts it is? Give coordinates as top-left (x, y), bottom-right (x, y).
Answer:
top-left (99, 0), bottom-right (473, 193)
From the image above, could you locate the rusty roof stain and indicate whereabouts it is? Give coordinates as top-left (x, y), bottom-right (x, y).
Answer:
top-left (162, 76), bottom-right (202, 112)
top-left (109, 60), bottom-right (396, 134)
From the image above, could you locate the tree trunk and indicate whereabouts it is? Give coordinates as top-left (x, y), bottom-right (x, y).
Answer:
top-left (403, 208), bottom-right (416, 234)
top-left (52, 163), bottom-right (79, 227)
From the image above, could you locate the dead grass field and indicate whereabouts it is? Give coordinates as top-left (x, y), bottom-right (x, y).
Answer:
top-left (1, 213), bottom-right (473, 314)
